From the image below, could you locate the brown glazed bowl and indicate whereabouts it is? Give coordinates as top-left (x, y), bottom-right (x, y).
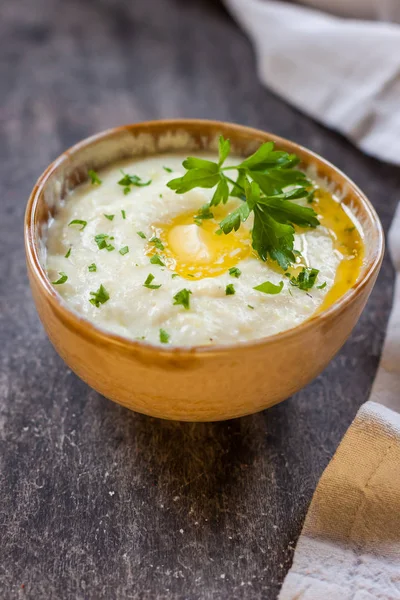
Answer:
top-left (25, 120), bottom-right (384, 421)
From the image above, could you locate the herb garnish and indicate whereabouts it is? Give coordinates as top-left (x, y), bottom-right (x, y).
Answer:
top-left (229, 267), bottom-right (241, 278)
top-left (118, 170), bottom-right (152, 194)
top-left (119, 246), bottom-right (129, 256)
top-left (173, 289), bottom-right (192, 310)
top-left (52, 272), bottom-right (68, 285)
top-left (137, 231), bottom-right (146, 239)
top-left (65, 247), bottom-right (71, 258)
top-left (88, 169), bottom-right (102, 185)
top-left (121, 210), bottom-right (126, 220)
top-left (225, 284), bottom-right (235, 295)
top-left (253, 281), bottom-right (284, 294)
top-left (167, 136), bottom-right (318, 270)
top-left (95, 233), bottom-right (114, 251)
top-left (150, 254), bottom-right (165, 267)
top-left (171, 273), bottom-right (180, 279)
top-left (163, 166), bottom-right (173, 173)
top-left (248, 304), bottom-right (255, 309)
top-left (289, 267), bottom-right (319, 291)
top-left (88, 263), bottom-right (97, 272)
top-left (150, 237), bottom-right (165, 251)
top-left (317, 281), bottom-right (327, 290)
top-left (159, 328), bottom-right (170, 343)
top-left (194, 205), bottom-right (214, 226)
top-left (104, 214), bottom-right (114, 221)
top-left (143, 274), bottom-right (161, 289)
top-left (89, 284), bottom-right (110, 307)
top-left (69, 219), bottom-right (87, 231)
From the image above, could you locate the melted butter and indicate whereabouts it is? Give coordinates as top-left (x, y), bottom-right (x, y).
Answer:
top-left (147, 189), bottom-right (364, 307)
top-left (148, 204), bottom-right (251, 279)
top-left (313, 188), bottom-right (364, 312)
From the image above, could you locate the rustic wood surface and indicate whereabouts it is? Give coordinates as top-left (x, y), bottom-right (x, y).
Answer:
top-left (0, 0), bottom-right (398, 598)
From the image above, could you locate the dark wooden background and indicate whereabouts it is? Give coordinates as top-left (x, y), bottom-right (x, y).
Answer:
top-left (0, 0), bottom-right (398, 598)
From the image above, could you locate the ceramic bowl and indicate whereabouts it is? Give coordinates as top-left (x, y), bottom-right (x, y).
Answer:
top-left (25, 120), bottom-right (384, 421)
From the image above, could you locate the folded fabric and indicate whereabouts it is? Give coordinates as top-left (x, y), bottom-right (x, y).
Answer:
top-left (279, 203), bottom-right (400, 599)
top-left (224, 0), bottom-right (400, 165)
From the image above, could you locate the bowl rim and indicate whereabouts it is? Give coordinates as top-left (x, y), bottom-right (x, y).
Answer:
top-left (25, 118), bottom-right (385, 358)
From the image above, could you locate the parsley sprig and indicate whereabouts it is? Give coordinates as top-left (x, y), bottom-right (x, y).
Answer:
top-left (167, 137), bottom-right (319, 270)
top-left (118, 170), bottom-right (152, 195)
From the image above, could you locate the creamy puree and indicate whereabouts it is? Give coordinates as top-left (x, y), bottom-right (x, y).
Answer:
top-left (46, 154), bottom-right (363, 347)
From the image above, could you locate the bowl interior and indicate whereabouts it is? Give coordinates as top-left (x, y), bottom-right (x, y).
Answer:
top-left (26, 120), bottom-right (384, 350)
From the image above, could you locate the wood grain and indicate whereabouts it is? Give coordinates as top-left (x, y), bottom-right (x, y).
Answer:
top-left (0, 0), bottom-right (399, 598)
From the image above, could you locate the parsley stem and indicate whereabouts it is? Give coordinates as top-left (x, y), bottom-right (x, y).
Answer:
top-left (223, 174), bottom-right (245, 193)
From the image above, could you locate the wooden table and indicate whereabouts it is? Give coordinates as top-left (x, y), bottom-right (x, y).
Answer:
top-left (1, 0), bottom-right (398, 598)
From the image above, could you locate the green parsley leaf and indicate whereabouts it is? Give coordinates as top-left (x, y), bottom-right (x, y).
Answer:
top-left (121, 210), bottom-right (126, 220)
top-left (150, 237), bottom-right (165, 251)
top-left (104, 214), bottom-right (114, 221)
top-left (159, 328), bottom-right (170, 343)
top-left (253, 280), bottom-right (284, 294)
top-left (194, 204), bottom-right (214, 225)
top-left (228, 267), bottom-right (241, 278)
top-left (88, 169), bottom-right (102, 185)
top-left (317, 281), bottom-right (327, 290)
top-left (248, 304), bottom-right (255, 309)
top-left (167, 169), bottom-right (220, 194)
top-left (163, 166), bottom-right (173, 173)
top-left (52, 272), bottom-right (68, 285)
top-left (137, 231), bottom-right (146, 239)
top-left (210, 177), bottom-right (229, 206)
top-left (218, 136), bottom-right (231, 166)
top-left (88, 263), bottom-right (97, 272)
top-left (69, 219), bottom-right (87, 231)
top-left (89, 284), bottom-right (110, 307)
top-left (171, 273), bottom-right (180, 278)
top-left (290, 267), bottom-right (319, 291)
top-left (173, 288), bottom-right (192, 310)
top-left (119, 246), bottom-right (129, 256)
top-left (182, 157), bottom-right (219, 172)
top-left (64, 247), bottom-right (71, 258)
top-left (143, 273), bottom-right (161, 289)
top-left (219, 201), bottom-right (251, 234)
top-left (225, 284), bottom-right (235, 295)
top-left (150, 254), bottom-right (165, 267)
top-left (118, 170), bottom-right (151, 194)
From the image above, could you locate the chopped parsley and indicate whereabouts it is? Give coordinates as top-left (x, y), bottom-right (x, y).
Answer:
top-left (194, 204), bottom-right (214, 226)
top-left (64, 247), bottom-right (71, 258)
top-left (248, 304), bottom-right (255, 309)
top-left (52, 272), bottom-right (68, 285)
top-left (95, 233), bottom-right (114, 251)
top-left (173, 288), bottom-right (192, 310)
top-left (171, 273), bottom-right (180, 279)
top-left (118, 170), bottom-right (152, 194)
top-left (167, 136), bottom-right (319, 270)
top-left (121, 210), bottom-right (126, 219)
top-left (289, 267), bottom-right (319, 291)
top-left (228, 267), bottom-right (241, 278)
top-left (159, 328), bottom-right (170, 343)
top-left (104, 214), bottom-right (114, 221)
top-left (317, 281), bottom-right (327, 290)
top-left (163, 166), bottom-right (173, 173)
top-left (119, 246), bottom-right (129, 256)
top-left (88, 169), bottom-right (102, 185)
top-left (225, 284), bottom-right (235, 295)
top-left (143, 273), bottom-right (161, 289)
top-left (253, 281), bottom-right (284, 294)
top-left (89, 284), bottom-right (110, 307)
top-left (150, 237), bottom-right (165, 251)
top-left (137, 231), bottom-right (146, 239)
top-left (88, 263), bottom-right (97, 272)
top-left (69, 219), bottom-right (87, 231)
top-left (150, 254), bottom-right (165, 267)
top-left (345, 226), bottom-right (355, 233)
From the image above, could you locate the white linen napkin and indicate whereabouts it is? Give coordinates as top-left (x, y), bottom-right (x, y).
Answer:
top-left (224, 0), bottom-right (400, 165)
top-left (279, 205), bottom-right (400, 598)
